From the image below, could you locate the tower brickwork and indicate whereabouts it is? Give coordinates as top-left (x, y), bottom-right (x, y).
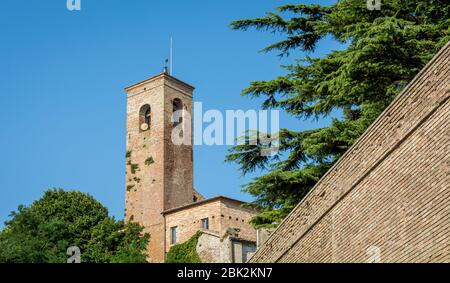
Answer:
top-left (124, 72), bottom-right (195, 263)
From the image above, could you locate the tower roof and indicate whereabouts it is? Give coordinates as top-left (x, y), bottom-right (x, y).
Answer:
top-left (124, 72), bottom-right (195, 93)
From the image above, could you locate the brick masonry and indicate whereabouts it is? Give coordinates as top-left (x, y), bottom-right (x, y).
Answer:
top-left (124, 72), bottom-right (196, 263)
top-left (164, 197), bottom-right (258, 254)
top-left (124, 72), bottom-right (258, 263)
top-left (250, 41), bottom-right (450, 263)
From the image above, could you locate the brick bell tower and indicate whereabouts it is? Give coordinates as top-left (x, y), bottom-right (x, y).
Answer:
top-left (124, 69), bottom-right (195, 263)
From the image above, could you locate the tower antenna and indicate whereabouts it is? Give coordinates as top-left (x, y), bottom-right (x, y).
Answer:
top-left (170, 36), bottom-right (173, 76)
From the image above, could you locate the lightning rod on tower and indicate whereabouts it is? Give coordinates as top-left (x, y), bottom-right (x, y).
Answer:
top-left (170, 36), bottom-right (173, 76)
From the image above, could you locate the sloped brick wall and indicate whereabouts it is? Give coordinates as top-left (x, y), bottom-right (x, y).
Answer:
top-left (250, 41), bottom-right (450, 263)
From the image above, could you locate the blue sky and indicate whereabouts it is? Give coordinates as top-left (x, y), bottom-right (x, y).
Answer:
top-left (0, 0), bottom-right (339, 226)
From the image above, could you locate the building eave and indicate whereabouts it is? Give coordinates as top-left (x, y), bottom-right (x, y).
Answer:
top-left (162, 196), bottom-right (250, 215)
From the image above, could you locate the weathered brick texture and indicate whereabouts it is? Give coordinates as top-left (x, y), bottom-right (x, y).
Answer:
top-left (124, 73), bottom-right (196, 263)
top-left (124, 72), bottom-right (258, 263)
top-left (164, 197), bottom-right (257, 254)
top-left (250, 41), bottom-right (450, 263)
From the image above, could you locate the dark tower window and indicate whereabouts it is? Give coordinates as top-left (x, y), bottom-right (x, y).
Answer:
top-left (139, 104), bottom-right (151, 132)
top-left (172, 98), bottom-right (183, 127)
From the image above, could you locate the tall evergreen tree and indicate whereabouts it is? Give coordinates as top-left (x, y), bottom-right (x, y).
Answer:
top-left (226, 0), bottom-right (449, 227)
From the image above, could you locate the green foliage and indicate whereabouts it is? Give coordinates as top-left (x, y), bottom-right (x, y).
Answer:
top-left (228, 0), bottom-right (449, 227)
top-left (0, 189), bottom-right (149, 263)
top-left (145, 157), bottom-right (155, 166)
top-left (126, 185), bottom-right (135, 192)
top-left (166, 231), bottom-right (202, 263)
top-left (130, 163), bottom-right (139, 174)
top-left (125, 150), bottom-right (132, 159)
top-left (82, 218), bottom-right (149, 263)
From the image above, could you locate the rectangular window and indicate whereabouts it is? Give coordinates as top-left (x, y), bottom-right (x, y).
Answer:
top-left (242, 242), bottom-right (257, 263)
top-left (170, 226), bottom-right (178, 245)
top-left (232, 241), bottom-right (257, 263)
top-left (201, 218), bottom-right (209, 230)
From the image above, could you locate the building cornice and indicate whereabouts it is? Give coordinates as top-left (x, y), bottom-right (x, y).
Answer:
top-left (124, 72), bottom-right (195, 92)
top-left (162, 196), bottom-right (251, 215)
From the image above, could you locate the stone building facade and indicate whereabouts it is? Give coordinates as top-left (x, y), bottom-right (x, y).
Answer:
top-left (250, 41), bottom-right (450, 263)
top-left (164, 196), bottom-right (258, 263)
top-left (124, 70), bottom-right (257, 263)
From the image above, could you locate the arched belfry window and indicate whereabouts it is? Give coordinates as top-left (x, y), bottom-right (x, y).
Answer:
top-left (139, 104), bottom-right (151, 132)
top-left (172, 98), bottom-right (183, 127)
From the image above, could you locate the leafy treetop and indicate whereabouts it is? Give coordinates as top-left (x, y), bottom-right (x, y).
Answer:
top-left (0, 189), bottom-right (149, 263)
